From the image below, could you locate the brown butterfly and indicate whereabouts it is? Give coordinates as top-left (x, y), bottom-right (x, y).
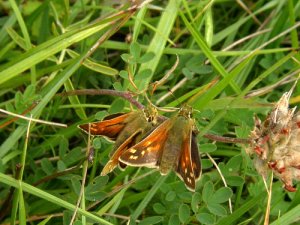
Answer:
top-left (119, 105), bottom-right (201, 191)
top-left (78, 106), bottom-right (160, 175)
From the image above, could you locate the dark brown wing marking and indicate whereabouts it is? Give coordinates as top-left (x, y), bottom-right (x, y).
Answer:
top-left (191, 132), bottom-right (201, 180)
top-left (176, 129), bottom-right (198, 191)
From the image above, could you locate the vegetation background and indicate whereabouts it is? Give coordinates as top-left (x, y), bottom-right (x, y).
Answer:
top-left (0, 0), bottom-right (300, 224)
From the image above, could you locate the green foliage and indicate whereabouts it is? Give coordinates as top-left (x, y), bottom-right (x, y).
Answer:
top-left (1, 0), bottom-right (300, 225)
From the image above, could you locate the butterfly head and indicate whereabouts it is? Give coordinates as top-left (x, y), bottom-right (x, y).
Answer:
top-left (143, 106), bottom-right (158, 124)
top-left (178, 104), bottom-right (193, 119)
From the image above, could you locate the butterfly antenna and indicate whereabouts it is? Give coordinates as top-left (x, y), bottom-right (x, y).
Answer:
top-left (144, 93), bottom-right (158, 109)
top-left (167, 88), bottom-right (181, 105)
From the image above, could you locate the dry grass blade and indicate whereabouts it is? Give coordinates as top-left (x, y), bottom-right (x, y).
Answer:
top-left (0, 109), bottom-right (67, 127)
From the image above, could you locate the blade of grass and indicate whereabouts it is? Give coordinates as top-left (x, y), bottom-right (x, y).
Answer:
top-left (101, 40), bottom-right (293, 56)
top-left (0, 57), bottom-right (81, 158)
top-left (270, 204), bottom-right (300, 225)
top-left (132, 5), bottom-right (148, 42)
top-left (197, 51), bottom-right (296, 136)
top-left (0, 7), bottom-right (131, 85)
top-left (18, 187), bottom-right (26, 225)
top-left (212, 0), bottom-right (278, 46)
top-left (8, 0), bottom-right (36, 84)
top-left (179, 10), bottom-right (241, 94)
top-left (64, 78), bottom-right (87, 120)
top-left (135, 0), bottom-right (181, 90)
top-left (191, 54), bottom-right (253, 110)
top-left (287, 0), bottom-right (299, 49)
top-left (0, 60), bottom-right (72, 90)
top-left (0, 13), bottom-right (16, 45)
top-left (0, 172), bottom-right (112, 225)
top-left (216, 192), bottom-right (265, 225)
top-left (0, 22), bottom-right (109, 85)
top-left (66, 49), bottom-right (118, 76)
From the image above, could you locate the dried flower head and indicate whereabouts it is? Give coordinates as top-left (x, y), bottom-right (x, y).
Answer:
top-left (248, 82), bottom-right (300, 192)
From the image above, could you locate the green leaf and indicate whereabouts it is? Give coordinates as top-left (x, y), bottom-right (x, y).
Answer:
top-left (138, 52), bottom-right (155, 63)
top-left (40, 158), bottom-right (55, 175)
top-left (93, 138), bottom-right (102, 149)
top-left (182, 67), bottom-right (194, 79)
top-left (200, 143), bottom-right (217, 153)
top-left (57, 160), bottom-right (66, 172)
top-left (168, 214), bottom-right (180, 225)
top-left (95, 111), bottom-right (109, 121)
top-left (23, 84), bottom-right (36, 100)
top-left (196, 213), bottom-right (215, 225)
top-left (130, 42), bottom-right (141, 60)
top-left (139, 216), bottom-right (163, 225)
top-left (165, 191), bottom-right (176, 201)
top-left (211, 187), bottom-right (233, 204)
top-left (201, 159), bottom-right (213, 169)
top-left (62, 147), bottom-right (83, 167)
top-left (191, 192), bottom-right (202, 213)
top-left (119, 70), bottom-right (129, 80)
top-left (186, 57), bottom-right (212, 74)
top-left (71, 176), bottom-right (81, 196)
top-left (85, 176), bottom-right (108, 192)
top-left (153, 203), bottom-right (166, 214)
top-left (202, 181), bottom-right (214, 203)
top-left (113, 81), bottom-right (124, 91)
top-left (226, 176), bottom-right (245, 186)
top-left (178, 203), bottom-right (190, 224)
top-left (15, 91), bottom-right (23, 110)
top-left (121, 53), bottom-right (133, 64)
top-left (225, 155), bottom-right (243, 172)
top-left (135, 69), bottom-right (152, 80)
top-left (207, 202), bottom-right (227, 216)
top-left (59, 137), bottom-right (69, 158)
top-left (109, 99), bottom-right (125, 114)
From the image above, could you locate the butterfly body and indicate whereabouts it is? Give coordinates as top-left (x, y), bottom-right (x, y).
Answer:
top-left (159, 116), bottom-right (192, 174)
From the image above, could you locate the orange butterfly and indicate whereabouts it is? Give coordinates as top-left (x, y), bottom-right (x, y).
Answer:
top-left (119, 105), bottom-right (201, 191)
top-left (78, 106), bottom-right (159, 175)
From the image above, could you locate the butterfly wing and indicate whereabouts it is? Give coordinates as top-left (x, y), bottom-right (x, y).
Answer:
top-left (176, 129), bottom-right (201, 191)
top-left (101, 129), bottom-right (142, 176)
top-left (119, 120), bottom-right (172, 167)
top-left (78, 113), bottom-right (131, 141)
top-left (191, 132), bottom-right (201, 180)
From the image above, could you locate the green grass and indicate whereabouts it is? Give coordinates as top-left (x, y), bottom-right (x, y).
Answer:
top-left (1, 0), bottom-right (300, 224)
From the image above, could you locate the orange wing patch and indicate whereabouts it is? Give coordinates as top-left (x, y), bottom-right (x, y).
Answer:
top-left (78, 113), bottom-right (130, 140)
top-left (176, 130), bottom-right (197, 191)
top-left (119, 120), bottom-right (172, 167)
top-left (101, 130), bottom-right (142, 176)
